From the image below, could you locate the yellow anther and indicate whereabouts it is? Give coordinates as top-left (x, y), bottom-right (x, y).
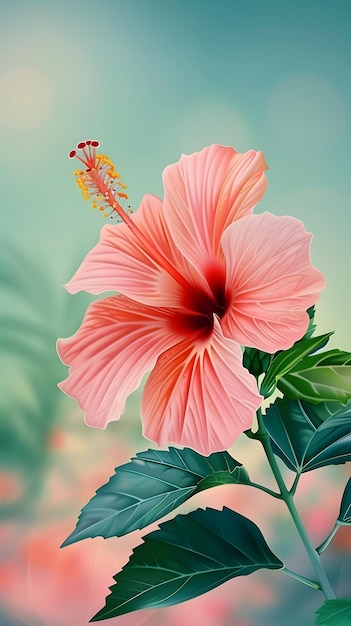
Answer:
top-left (107, 169), bottom-right (121, 180)
top-left (70, 143), bottom-right (133, 221)
top-left (96, 154), bottom-right (114, 167)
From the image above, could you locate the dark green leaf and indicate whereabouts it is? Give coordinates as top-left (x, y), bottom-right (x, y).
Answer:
top-left (263, 397), bottom-right (351, 473)
top-left (337, 478), bottom-right (351, 525)
top-left (260, 332), bottom-right (333, 398)
top-left (243, 347), bottom-right (273, 377)
top-left (278, 350), bottom-right (351, 404)
top-left (62, 448), bottom-right (250, 546)
top-left (303, 305), bottom-right (317, 340)
top-left (315, 599), bottom-right (351, 625)
top-left (91, 507), bottom-right (283, 621)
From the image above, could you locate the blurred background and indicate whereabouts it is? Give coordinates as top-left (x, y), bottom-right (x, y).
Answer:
top-left (0, 0), bottom-right (350, 624)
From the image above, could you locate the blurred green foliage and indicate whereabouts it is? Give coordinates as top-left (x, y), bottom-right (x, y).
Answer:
top-left (0, 241), bottom-right (91, 521)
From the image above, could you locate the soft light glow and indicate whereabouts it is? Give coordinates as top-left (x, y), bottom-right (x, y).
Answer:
top-left (0, 66), bottom-right (53, 130)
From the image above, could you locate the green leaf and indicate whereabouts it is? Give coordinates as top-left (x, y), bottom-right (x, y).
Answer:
top-left (277, 350), bottom-right (351, 404)
top-left (62, 448), bottom-right (250, 546)
top-left (91, 507), bottom-right (283, 621)
top-left (315, 599), bottom-right (351, 625)
top-left (263, 397), bottom-right (351, 473)
top-left (304, 305), bottom-right (317, 340)
top-left (337, 478), bottom-right (351, 525)
top-left (243, 347), bottom-right (273, 377)
top-left (260, 332), bottom-right (333, 398)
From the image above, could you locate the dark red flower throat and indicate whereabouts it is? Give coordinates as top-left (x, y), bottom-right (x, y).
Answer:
top-left (173, 261), bottom-right (229, 335)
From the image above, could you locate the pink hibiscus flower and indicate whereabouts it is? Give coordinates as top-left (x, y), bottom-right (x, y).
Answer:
top-left (57, 142), bottom-right (325, 455)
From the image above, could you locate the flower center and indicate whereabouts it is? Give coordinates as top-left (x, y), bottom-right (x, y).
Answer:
top-left (173, 261), bottom-right (229, 336)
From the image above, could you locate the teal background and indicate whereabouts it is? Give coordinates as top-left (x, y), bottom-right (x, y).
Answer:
top-left (1, 1), bottom-right (350, 625)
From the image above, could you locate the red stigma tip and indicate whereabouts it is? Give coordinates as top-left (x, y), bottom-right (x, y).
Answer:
top-left (77, 141), bottom-right (87, 149)
top-left (85, 140), bottom-right (91, 145)
top-left (68, 149), bottom-right (76, 158)
top-left (91, 140), bottom-right (100, 147)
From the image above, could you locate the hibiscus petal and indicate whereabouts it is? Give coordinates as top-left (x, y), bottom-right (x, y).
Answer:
top-left (57, 296), bottom-right (178, 428)
top-left (163, 144), bottom-right (268, 268)
top-left (65, 194), bottom-right (206, 307)
top-left (141, 318), bottom-right (262, 456)
top-left (221, 212), bottom-right (326, 353)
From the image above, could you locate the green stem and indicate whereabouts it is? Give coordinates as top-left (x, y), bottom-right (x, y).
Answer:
top-left (256, 409), bottom-right (335, 600)
top-left (247, 481), bottom-right (281, 500)
top-left (282, 567), bottom-right (320, 590)
top-left (316, 523), bottom-right (340, 555)
top-left (289, 473), bottom-right (300, 496)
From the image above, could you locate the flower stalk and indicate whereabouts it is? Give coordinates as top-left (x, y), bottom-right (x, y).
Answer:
top-left (255, 408), bottom-right (335, 600)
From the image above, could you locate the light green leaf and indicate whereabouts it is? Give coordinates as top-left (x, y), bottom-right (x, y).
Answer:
top-left (260, 332), bottom-right (332, 398)
top-left (278, 350), bottom-right (351, 404)
top-left (91, 507), bottom-right (283, 620)
top-left (62, 447), bottom-right (250, 546)
top-left (315, 599), bottom-right (351, 625)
